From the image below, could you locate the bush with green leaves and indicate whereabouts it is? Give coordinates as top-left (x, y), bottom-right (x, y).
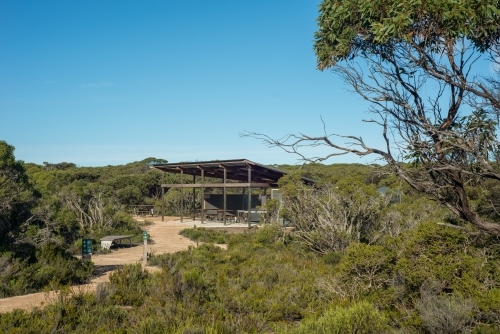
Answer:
top-left (288, 301), bottom-right (388, 334)
top-left (1, 221), bottom-right (500, 332)
top-left (179, 227), bottom-right (229, 244)
top-left (0, 242), bottom-right (93, 297)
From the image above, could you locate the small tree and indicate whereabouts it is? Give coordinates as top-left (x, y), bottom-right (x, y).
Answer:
top-left (279, 175), bottom-right (387, 254)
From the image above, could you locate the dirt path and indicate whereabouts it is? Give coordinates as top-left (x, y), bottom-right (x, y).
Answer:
top-left (0, 216), bottom-right (239, 313)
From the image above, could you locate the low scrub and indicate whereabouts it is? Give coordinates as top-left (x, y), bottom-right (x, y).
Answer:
top-left (179, 227), bottom-right (230, 244)
top-left (287, 301), bottom-right (388, 334)
top-left (0, 243), bottom-right (93, 297)
top-left (1, 223), bottom-right (500, 333)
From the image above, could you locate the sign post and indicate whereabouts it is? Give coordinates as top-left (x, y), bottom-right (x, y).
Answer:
top-left (82, 238), bottom-right (92, 261)
top-left (143, 231), bottom-right (148, 266)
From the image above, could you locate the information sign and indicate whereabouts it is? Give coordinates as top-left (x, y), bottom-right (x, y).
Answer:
top-left (82, 238), bottom-right (92, 260)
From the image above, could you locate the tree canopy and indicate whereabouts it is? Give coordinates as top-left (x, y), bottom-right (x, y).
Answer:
top-left (313, 0), bottom-right (500, 235)
top-left (0, 141), bottom-right (37, 245)
top-left (314, 0), bottom-right (500, 69)
top-left (246, 0), bottom-right (500, 235)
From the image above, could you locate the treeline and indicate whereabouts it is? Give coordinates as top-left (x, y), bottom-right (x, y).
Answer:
top-left (0, 140), bottom-right (169, 297)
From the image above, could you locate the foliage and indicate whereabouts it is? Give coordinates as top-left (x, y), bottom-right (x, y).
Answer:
top-left (1, 218), bottom-right (500, 332)
top-left (288, 301), bottom-right (388, 334)
top-left (2, 140), bottom-right (500, 332)
top-left (23, 156), bottom-right (167, 247)
top-left (417, 284), bottom-right (476, 334)
top-left (247, 0), bottom-right (500, 235)
top-left (278, 173), bottom-right (389, 253)
top-left (311, 221), bottom-right (500, 331)
top-left (0, 141), bottom-right (37, 246)
top-left (314, 0), bottom-right (500, 68)
top-left (313, 0), bottom-right (500, 236)
top-left (0, 243), bottom-right (93, 297)
top-left (109, 263), bottom-right (150, 306)
top-left (179, 227), bottom-right (229, 244)
top-left (274, 165), bottom-right (448, 256)
top-left (0, 141), bottom-right (103, 297)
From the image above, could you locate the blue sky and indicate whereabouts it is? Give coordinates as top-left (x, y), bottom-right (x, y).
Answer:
top-left (1, 1), bottom-right (395, 166)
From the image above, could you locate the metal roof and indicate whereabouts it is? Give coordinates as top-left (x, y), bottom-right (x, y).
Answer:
top-left (150, 159), bottom-right (314, 187)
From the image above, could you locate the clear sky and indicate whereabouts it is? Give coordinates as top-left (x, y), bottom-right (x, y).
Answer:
top-left (1, 1), bottom-right (390, 166)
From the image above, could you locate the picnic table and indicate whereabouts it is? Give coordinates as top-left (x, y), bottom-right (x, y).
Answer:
top-left (236, 210), bottom-right (267, 223)
top-left (100, 235), bottom-right (134, 250)
top-left (131, 205), bottom-right (155, 217)
top-left (217, 209), bottom-right (235, 222)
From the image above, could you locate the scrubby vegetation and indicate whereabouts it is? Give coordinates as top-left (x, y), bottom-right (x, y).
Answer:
top-left (2, 139), bottom-right (500, 332)
top-left (0, 140), bottom-right (166, 297)
top-left (1, 224), bottom-right (500, 333)
top-left (178, 227), bottom-right (230, 244)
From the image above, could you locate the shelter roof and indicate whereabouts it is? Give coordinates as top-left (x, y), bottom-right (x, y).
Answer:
top-left (150, 159), bottom-right (314, 187)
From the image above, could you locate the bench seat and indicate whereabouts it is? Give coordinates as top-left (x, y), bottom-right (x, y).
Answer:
top-left (100, 235), bottom-right (133, 250)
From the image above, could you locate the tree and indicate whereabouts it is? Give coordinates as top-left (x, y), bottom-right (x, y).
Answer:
top-left (59, 186), bottom-right (121, 233)
top-left (245, 0), bottom-right (500, 234)
top-left (0, 141), bottom-right (37, 245)
top-left (278, 174), bottom-right (388, 254)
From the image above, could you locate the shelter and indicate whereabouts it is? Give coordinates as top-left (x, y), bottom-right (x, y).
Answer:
top-left (150, 159), bottom-right (314, 227)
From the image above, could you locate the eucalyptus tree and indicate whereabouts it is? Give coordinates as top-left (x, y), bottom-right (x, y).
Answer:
top-left (246, 0), bottom-right (500, 234)
top-left (0, 141), bottom-right (37, 245)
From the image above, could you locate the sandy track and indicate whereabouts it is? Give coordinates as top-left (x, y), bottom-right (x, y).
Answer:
top-left (0, 216), bottom-right (238, 313)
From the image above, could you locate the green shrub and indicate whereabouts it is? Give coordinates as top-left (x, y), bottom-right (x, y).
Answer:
top-left (290, 301), bottom-right (388, 334)
top-left (332, 243), bottom-right (396, 299)
top-left (394, 222), bottom-right (495, 297)
top-left (179, 227), bottom-right (229, 244)
top-left (3, 215), bottom-right (500, 333)
top-left (109, 263), bottom-right (149, 306)
top-left (253, 224), bottom-right (284, 246)
top-left (417, 290), bottom-right (475, 334)
top-left (0, 243), bottom-right (93, 297)
top-left (322, 251), bottom-right (342, 266)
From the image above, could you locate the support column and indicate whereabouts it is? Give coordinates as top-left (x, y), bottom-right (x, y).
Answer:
top-left (192, 174), bottom-right (196, 221)
top-left (262, 187), bottom-right (267, 224)
top-left (200, 168), bottom-right (204, 224)
top-left (143, 232), bottom-right (148, 266)
top-left (161, 172), bottom-right (165, 222)
top-left (222, 165), bottom-right (227, 226)
top-left (247, 165), bottom-right (252, 228)
top-left (241, 187), bottom-right (245, 224)
top-left (180, 168), bottom-right (184, 223)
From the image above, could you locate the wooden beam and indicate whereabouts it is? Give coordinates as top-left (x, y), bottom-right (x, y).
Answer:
top-left (222, 165), bottom-right (227, 226)
top-left (179, 168), bottom-right (183, 223)
top-left (199, 166), bottom-right (205, 224)
top-left (247, 164), bottom-right (251, 229)
top-left (161, 172), bottom-right (164, 222)
top-left (161, 183), bottom-right (272, 188)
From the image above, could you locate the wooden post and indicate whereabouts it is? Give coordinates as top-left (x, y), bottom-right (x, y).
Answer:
top-left (242, 187), bottom-right (245, 224)
top-left (242, 187), bottom-right (245, 206)
top-left (200, 168), bottom-right (204, 224)
top-left (247, 165), bottom-right (252, 229)
top-left (192, 174), bottom-right (196, 221)
top-left (180, 168), bottom-right (184, 223)
top-left (161, 172), bottom-right (165, 222)
top-left (222, 165), bottom-right (227, 226)
top-left (143, 231), bottom-right (148, 266)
